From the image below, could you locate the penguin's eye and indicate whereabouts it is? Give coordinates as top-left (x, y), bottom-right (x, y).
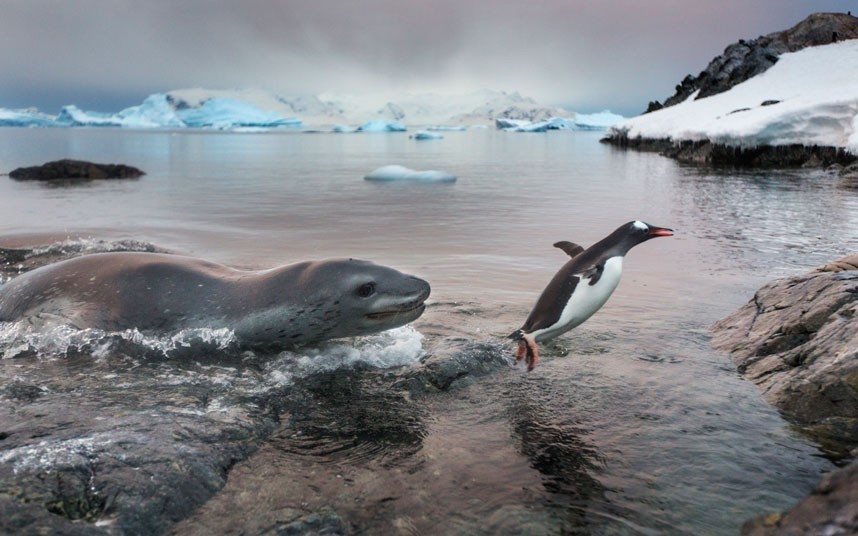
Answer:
top-left (356, 282), bottom-right (377, 298)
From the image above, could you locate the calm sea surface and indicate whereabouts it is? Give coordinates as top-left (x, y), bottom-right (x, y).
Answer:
top-left (2, 127), bottom-right (857, 534)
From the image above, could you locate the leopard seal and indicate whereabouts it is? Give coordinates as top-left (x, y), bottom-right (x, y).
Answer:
top-left (0, 252), bottom-right (431, 349)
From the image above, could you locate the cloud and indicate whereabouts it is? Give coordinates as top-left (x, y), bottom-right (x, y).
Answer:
top-left (0, 0), bottom-right (852, 115)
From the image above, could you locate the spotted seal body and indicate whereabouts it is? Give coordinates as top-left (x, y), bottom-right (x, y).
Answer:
top-left (0, 252), bottom-right (431, 349)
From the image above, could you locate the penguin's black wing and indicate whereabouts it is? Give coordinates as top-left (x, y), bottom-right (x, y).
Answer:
top-left (578, 262), bottom-right (604, 286)
top-left (517, 263), bottom-right (582, 333)
top-left (553, 241), bottom-right (585, 258)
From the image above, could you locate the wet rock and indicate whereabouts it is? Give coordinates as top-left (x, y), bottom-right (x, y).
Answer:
top-left (0, 358), bottom-right (283, 535)
top-left (711, 254), bottom-right (858, 450)
top-left (741, 461), bottom-right (858, 536)
top-left (259, 506), bottom-right (348, 535)
top-left (9, 159), bottom-right (144, 181)
top-left (396, 338), bottom-right (511, 393)
top-left (601, 137), bottom-right (857, 169)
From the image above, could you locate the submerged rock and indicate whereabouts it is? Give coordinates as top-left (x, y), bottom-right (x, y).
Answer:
top-left (9, 159), bottom-right (144, 181)
top-left (741, 460), bottom-right (858, 536)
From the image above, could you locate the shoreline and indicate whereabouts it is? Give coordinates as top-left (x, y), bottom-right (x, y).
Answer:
top-left (600, 134), bottom-right (858, 169)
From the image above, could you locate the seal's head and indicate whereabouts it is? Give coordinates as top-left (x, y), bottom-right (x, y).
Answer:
top-left (326, 259), bottom-right (431, 337)
top-left (244, 258), bottom-right (431, 348)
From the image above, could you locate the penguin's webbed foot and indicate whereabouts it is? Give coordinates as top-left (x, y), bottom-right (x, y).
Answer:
top-left (514, 334), bottom-right (539, 371)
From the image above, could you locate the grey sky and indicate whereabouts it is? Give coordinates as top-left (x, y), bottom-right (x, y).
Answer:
top-left (1, 0), bottom-right (852, 116)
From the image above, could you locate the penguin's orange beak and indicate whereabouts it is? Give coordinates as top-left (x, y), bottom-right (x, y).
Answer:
top-left (648, 227), bottom-right (674, 237)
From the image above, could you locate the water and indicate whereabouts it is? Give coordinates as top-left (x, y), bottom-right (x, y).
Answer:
top-left (2, 128), bottom-right (857, 534)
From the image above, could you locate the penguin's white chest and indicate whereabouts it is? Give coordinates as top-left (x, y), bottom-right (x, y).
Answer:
top-left (535, 256), bottom-right (624, 341)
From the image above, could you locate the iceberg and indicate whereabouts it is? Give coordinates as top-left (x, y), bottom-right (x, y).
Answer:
top-left (115, 94), bottom-right (184, 128)
top-left (56, 105), bottom-right (121, 127)
top-left (498, 114), bottom-right (624, 132)
top-left (364, 165), bottom-right (456, 183)
top-left (426, 125), bottom-right (466, 131)
top-left (574, 111), bottom-right (625, 130)
top-left (332, 124), bottom-right (357, 133)
top-left (357, 119), bottom-right (407, 132)
top-left (175, 98), bottom-right (301, 129)
top-left (0, 108), bottom-right (58, 127)
top-left (411, 131), bottom-right (443, 140)
top-left (7, 92), bottom-right (301, 130)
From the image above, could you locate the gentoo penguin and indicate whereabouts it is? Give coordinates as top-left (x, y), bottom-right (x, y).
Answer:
top-left (510, 220), bottom-right (673, 371)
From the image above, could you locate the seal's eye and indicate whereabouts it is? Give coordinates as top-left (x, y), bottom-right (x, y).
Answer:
top-left (357, 282), bottom-right (376, 298)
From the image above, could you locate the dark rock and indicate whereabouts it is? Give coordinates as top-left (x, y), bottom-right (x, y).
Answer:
top-left (643, 100), bottom-right (663, 114)
top-left (395, 338), bottom-right (511, 394)
top-left (599, 136), bottom-right (857, 169)
top-left (662, 13), bottom-right (858, 108)
top-left (0, 355), bottom-right (282, 535)
top-left (9, 159), bottom-right (144, 181)
top-left (741, 461), bottom-right (858, 535)
top-left (760, 100), bottom-right (781, 106)
top-left (261, 506), bottom-right (348, 535)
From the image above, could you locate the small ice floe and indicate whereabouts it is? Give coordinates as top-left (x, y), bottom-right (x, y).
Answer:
top-left (357, 119), bottom-right (407, 132)
top-left (332, 124), bottom-right (357, 133)
top-left (410, 130), bottom-right (443, 140)
top-left (364, 164), bottom-right (457, 183)
top-left (426, 125), bottom-right (466, 131)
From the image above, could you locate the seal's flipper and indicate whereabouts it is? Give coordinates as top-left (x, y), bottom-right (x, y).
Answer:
top-left (553, 241), bottom-right (585, 258)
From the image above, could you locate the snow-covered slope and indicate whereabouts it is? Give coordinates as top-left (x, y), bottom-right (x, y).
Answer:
top-left (609, 40), bottom-right (858, 154)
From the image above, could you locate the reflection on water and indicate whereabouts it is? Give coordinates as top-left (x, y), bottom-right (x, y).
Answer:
top-left (1, 128), bottom-right (857, 534)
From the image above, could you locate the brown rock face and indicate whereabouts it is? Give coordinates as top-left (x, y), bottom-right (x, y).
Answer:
top-left (711, 255), bottom-right (858, 432)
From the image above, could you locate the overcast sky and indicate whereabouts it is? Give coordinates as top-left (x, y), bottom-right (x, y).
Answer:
top-left (1, 0), bottom-right (853, 116)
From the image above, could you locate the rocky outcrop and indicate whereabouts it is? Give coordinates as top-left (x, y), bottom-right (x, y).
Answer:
top-left (9, 159), bottom-right (144, 181)
top-left (711, 254), bottom-right (858, 451)
top-left (656, 13), bottom-right (858, 110)
top-left (603, 137), bottom-right (857, 168)
top-left (712, 255), bottom-right (858, 535)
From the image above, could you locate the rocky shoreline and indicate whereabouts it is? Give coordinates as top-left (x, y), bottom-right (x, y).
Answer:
top-left (711, 255), bottom-right (858, 534)
top-left (600, 135), bottom-right (858, 169)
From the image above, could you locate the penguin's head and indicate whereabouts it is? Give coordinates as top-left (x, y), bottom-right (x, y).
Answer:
top-left (629, 220), bottom-right (674, 241)
top-left (612, 220), bottom-right (674, 253)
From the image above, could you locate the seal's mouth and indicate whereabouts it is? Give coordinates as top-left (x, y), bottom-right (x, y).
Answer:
top-left (365, 301), bottom-right (426, 321)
